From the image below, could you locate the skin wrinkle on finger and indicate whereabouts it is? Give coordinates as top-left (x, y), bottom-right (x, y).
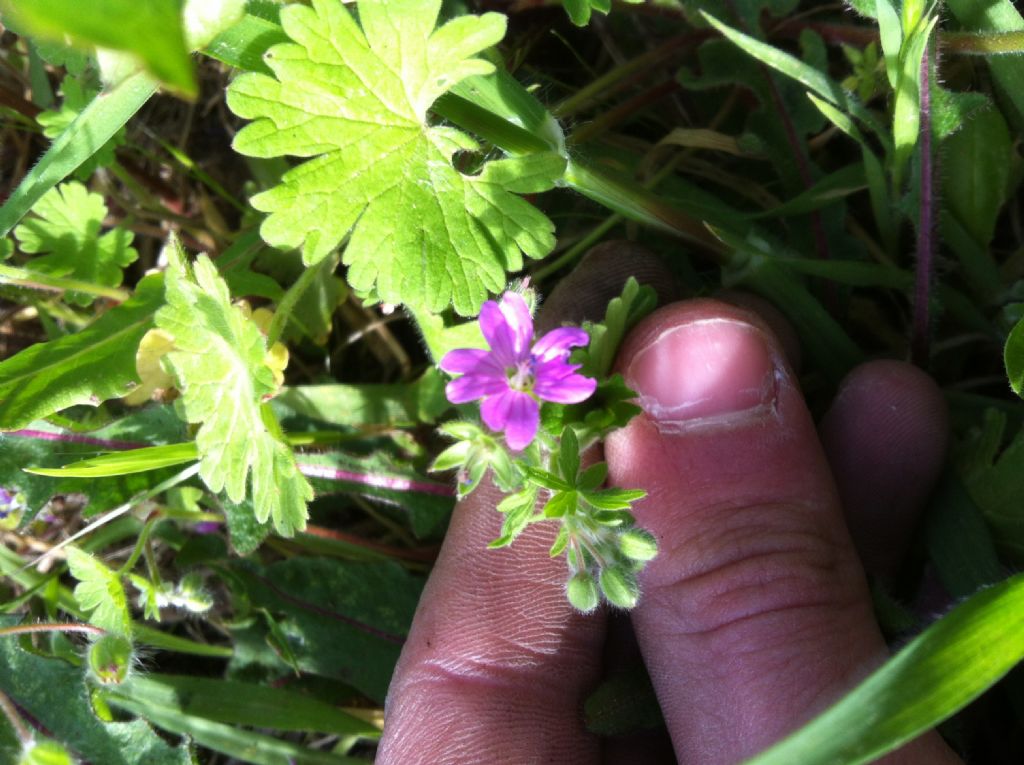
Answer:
top-left (378, 481), bottom-right (605, 764)
top-left (379, 245), bottom-right (680, 764)
top-left (605, 299), bottom-right (959, 765)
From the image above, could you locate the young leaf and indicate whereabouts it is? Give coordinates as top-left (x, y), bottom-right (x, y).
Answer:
top-left (226, 0), bottom-right (562, 315)
top-left (155, 238), bottom-right (312, 535)
top-left (26, 443), bottom-right (199, 478)
top-left (489, 486), bottom-right (539, 548)
top-left (891, 18), bottom-right (938, 186)
top-left (65, 546), bottom-right (132, 636)
top-left (0, 273), bottom-right (164, 430)
top-left (701, 12), bottom-right (884, 141)
top-left (874, 0), bottom-right (902, 88)
top-left (13, 182), bottom-right (137, 305)
top-left (942, 106), bottom-right (1013, 247)
top-left (559, 427), bottom-right (581, 483)
top-left (561, 0), bottom-right (642, 26)
top-left (578, 277), bottom-right (657, 379)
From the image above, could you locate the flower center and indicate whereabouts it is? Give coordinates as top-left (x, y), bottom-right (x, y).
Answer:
top-left (507, 358), bottom-right (535, 392)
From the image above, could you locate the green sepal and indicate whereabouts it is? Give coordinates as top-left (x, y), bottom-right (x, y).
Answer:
top-left (87, 634), bottom-right (134, 686)
top-left (558, 426), bottom-right (581, 483)
top-left (549, 525), bottom-right (569, 558)
top-left (488, 487), bottom-right (538, 548)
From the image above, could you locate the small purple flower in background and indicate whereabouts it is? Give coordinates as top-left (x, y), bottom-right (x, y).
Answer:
top-left (1, 487), bottom-right (18, 513)
top-left (1, 486), bottom-right (25, 523)
top-left (194, 520), bottom-right (222, 535)
top-left (440, 292), bottom-right (597, 450)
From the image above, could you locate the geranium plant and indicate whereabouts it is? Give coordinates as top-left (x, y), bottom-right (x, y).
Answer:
top-left (0, 0), bottom-right (1021, 763)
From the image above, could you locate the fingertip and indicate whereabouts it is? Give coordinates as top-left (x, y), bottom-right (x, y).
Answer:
top-left (820, 360), bottom-right (949, 579)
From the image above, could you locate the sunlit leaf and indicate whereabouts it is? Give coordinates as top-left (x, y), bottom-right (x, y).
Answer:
top-left (13, 182), bottom-right (137, 305)
top-left (155, 237), bottom-right (312, 535)
top-left (226, 0), bottom-right (562, 315)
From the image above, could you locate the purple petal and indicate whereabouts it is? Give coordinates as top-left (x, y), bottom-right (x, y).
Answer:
top-left (532, 327), bottom-right (590, 362)
top-left (534, 372), bottom-right (597, 404)
top-left (533, 356), bottom-right (583, 382)
top-left (504, 393), bottom-right (540, 451)
top-left (480, 389), bottom-right (516, 431)
top-left (479, 300), bottom-right (519, 366)
top-left (498, 293), bottom-right (534, 357)
top-left (440, 348), bottom-right (490, 374)
top-left (446, 374), bottom-right (507, 404)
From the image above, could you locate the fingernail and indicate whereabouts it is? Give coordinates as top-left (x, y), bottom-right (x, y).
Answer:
top-left (625, 318), bottom-right (780, 431)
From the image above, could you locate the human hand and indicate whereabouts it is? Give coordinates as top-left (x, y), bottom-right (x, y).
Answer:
top-left (377, 245), bottom-right (964, 765)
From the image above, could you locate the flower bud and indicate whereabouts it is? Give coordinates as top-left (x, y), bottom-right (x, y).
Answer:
top-left (599, 566), bottom-right (639, 609)
top-left (618, 528), bottom-right (658, 562)
top-left (87, 634), bottom-right (134, 685)
top-left (566, 571), bottom-right (600, 614)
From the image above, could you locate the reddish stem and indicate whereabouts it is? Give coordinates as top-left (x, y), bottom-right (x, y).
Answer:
top-left (0, 622), bottom-right (106, 638)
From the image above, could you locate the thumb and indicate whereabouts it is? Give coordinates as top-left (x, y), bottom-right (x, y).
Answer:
top-left (605, 299), bottom-right (959, 764)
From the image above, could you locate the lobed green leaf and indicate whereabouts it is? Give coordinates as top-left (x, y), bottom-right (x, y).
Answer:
top-left (13, 182), bottom-right (137, 306)
top-left (65, 546), bottom-right (132, 636)
top-left (226, 0), bottom-right (561, 315)
top-left (156, 238), bottom-right (312, 535)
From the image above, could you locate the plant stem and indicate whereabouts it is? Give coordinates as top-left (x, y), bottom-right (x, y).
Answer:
top-left (0, 689), bottom-right (31, 744)
top-left (912, 46), bottom-right (935, 368)
top-left (0, 263), bottom-right (132, 302)
top-left (942, 30), bottom-right (1024, 55)
top-left (117, 513), bottom-right (161, 576)
top-left (0, 622), bottom-right (105, 638)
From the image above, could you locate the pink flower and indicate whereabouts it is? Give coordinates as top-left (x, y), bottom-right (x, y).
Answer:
top-left (440, 292), bottom-right (597, 450)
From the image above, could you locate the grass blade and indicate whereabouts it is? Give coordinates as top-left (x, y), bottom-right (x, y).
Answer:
top-left (743, 573), bottom-right (1024, 765)
top-left (0, 70), bottom-right (157, 237)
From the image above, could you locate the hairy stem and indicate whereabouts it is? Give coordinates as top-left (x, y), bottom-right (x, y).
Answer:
top-left (0, 622), bottom-right (106, 638)
top-left (912, 46), bottom-right (935, 368)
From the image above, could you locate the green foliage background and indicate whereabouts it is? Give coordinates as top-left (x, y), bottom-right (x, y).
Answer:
top-left (0, 0), bottom-right (1023, 762)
